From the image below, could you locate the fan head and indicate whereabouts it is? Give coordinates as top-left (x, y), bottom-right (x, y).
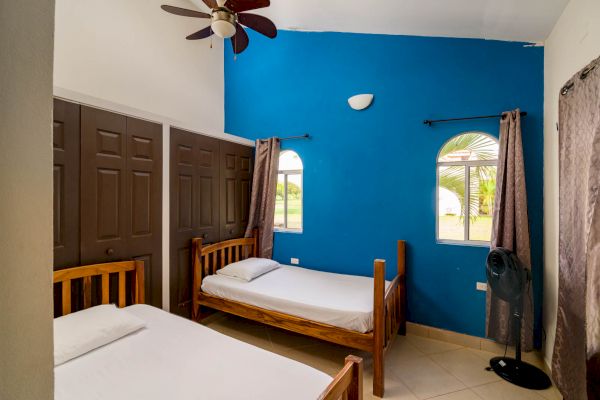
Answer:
top-left (486, 248), bottom-right (526, 304)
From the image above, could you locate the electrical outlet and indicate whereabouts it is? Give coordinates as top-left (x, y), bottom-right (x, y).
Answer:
top-left (290, 258), bottom-right (299, 265)
top-left (476, 282), bottom-right (488, 291)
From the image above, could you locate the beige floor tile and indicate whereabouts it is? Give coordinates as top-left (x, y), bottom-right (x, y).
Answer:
top-left (472, 381), bottom-right (546, 400)
top-left (387, 336), bottom-right (427, 363)
top-left (537, 385), bottom-right (562, 400)
top-left (430, 349), bottom-right (501, 387)
top-left (205, 317), bottom-right (274, 351)
top-left (431, 389), bottom-right (483, 400)
top-left (429, 328), bottom-right (481, 350)
top-left (266, 325), bottom-right (325, 350)
top-left (271, 342), bottom-right (351, 377)
top-left (407, 322), bottom-right (430, 338)
top-left (362, 369), bottom-right (419, 400)
top-left (390, 356), bottom-right (466, 399)
top-left (406, 334), bottom-right (464, 355)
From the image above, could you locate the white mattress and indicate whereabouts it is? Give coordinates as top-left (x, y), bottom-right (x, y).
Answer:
top-left (54, 305), bottom-right (332, 400)
top-left (202, 265), bottom-right (389, 333)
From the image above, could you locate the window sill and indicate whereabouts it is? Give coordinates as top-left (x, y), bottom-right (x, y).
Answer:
top-left (274, 228), bottom-right (303, 234)
top-left (437, 239), bottom-right (491, 248)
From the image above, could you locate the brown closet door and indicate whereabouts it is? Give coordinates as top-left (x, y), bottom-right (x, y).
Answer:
top-left (126, 118), bottom-right (162, 308)
top-left (80, 106), bottom-right (128, 263)
top-left (220, 141), bottom-right (253, 241)
top-left (81, 107), bottom-right (162, 307)
top-left (170, 128), bottom-right (220, 317)
top-left (53, 99), bottom-right (80, 269)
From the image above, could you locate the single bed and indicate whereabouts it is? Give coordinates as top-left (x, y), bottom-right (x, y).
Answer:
top-left (202, 265), bottom-right (391, 333)
top-left (192, 231), bottom-right (407, 398)
top-left (54, 261), bottom-right (363, 400)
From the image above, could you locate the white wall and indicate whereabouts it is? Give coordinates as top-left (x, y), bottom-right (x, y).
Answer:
top-left (54, 0), bottom-right (253, 310)
top-left (54, 0), bottom-right (224, 136)
top-left (0, 1), bottom-right (55, 399)
top-left (543, 0), bottom-right (600, 367)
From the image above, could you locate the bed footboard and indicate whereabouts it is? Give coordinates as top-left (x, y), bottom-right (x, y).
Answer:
top-left (372, 240), bottom-right (407, 397)
top-left (318, 355), bottom-right (363, 400)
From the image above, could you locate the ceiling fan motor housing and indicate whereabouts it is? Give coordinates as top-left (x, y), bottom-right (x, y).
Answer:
top-left (211, 9), bottom-right (237, 38)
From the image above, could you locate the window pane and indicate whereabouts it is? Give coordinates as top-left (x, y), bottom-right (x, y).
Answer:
top-left (438, 166), bottom-right (466, 241)
top-left (468, 165), bottom-right (496, 241)
top-left (279, 151), bottom-right (303, 171)
top-left (438, 133), bottom-right (499, 162)
top-left (274, 173), bottom-right (285, 228)
top-left (286, 173), bottom-right (302, 230)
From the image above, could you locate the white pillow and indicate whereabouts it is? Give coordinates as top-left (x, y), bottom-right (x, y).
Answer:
top-left (216, 257), bottom-right (280, 282)
top-left (54, 304), bottom-right (146, 366)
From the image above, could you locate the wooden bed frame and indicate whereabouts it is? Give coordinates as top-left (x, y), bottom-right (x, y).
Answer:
top-left (54, 260), bottom-right (363, 400)
top-left (192, 231), bottom-right (406, 398)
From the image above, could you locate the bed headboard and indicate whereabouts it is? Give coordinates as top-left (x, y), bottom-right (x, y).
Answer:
top-left (53, 261), bottom-right (145, 316)
top-left (192, 229), bottom-right (258, 295)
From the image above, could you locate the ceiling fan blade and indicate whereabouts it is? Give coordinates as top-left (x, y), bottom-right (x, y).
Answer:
top-left (231, 24), bottom-right (249, 54)
top-left (202, 0), bottom-right (218, 9)
top-left (186, 26), bottom-right (213, 40)
top-left (161, 5), bottom-right (210, 18)
top-left (238, 13), bottom-right (277, 38)
top-left (224, 0), bottom-right (269, 13)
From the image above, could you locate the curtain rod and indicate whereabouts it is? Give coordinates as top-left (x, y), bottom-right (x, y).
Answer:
top-left (423, 112), bottom-right (527, 127)
top-left (258, 134), bottom-right (310, 142)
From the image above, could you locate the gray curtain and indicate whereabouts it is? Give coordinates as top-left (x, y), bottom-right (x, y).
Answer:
top-left (244, 138), bottom-right (280, 258)
top-left (486, 109), bottom-right (534, 352)
top-left (553, 55), bottom-right (600, 400)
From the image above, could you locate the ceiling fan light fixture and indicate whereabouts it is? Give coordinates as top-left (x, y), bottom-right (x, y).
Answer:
top-left (211, 11), bottom-right (236, 38)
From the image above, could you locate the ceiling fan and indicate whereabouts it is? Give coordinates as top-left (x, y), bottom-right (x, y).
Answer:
top-left (161, 0), bottom-right (277, 54)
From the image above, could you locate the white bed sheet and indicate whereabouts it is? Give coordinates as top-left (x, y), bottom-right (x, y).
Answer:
top-left (54, 305), bottom-right (332, 400)
top-left (202, 265), bottom-right (389, 333)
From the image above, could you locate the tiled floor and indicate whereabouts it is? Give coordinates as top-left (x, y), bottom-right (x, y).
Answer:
top-left (202, 313), bottom-right (563, 400)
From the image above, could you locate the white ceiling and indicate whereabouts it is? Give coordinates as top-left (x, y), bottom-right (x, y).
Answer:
top-left (191, 0), bottom-right (569, 43)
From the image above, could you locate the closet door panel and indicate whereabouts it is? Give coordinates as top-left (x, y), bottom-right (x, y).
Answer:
top-left (126, 117), bottom-right (162, 308)
top-left (80, 106), bottom-right (128, 263)
top-left (195, 135), bottom-right (220, 243)
top-left (219, 142), bottom-right (253, 241)
top-left (170, 128), bottom-right (220, 317)
top-left (53, 99), bottom-right (80, 269)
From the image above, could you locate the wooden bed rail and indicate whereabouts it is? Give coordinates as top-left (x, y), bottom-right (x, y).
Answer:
top-left (318, 355), bottom-right (363, 400)
top-left (53, 261), bottom-right (145, 316)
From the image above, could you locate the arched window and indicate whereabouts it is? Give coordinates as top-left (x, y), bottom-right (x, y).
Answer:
top-left (274, 150), bottom-right (303, 232)
top-left (437, 132), bottom-right (499, 244)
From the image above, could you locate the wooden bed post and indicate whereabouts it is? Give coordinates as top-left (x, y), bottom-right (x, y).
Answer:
top-left (252, 228), bottom-right (259, 257)
top-left (346, 355), bottom-right (364, 400)
top-left (191, 238), bottom-right (203, 321)
top-left (134, 260), bottom-right (145, 305)
top-left (397, 240), bottom-right (407, 335)
top-left (373, 259), bottom-right (386, 398)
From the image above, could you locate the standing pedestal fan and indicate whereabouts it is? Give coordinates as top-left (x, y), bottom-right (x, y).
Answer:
top-left (486, 248), bottom-right (552, 390)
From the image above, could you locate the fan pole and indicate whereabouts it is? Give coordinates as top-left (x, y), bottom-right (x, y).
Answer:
top-left (513, 303), bottom-right (522, 363)
top-left (488, 289), bottom-right (551, 390)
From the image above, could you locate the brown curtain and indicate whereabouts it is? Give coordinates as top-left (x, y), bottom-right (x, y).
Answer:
top-left (553, 55), bottom-right (600, 400)
top-left (244, 138), bottom-right (280, 258)
top-left (486, 109), bottom-right (534, 351)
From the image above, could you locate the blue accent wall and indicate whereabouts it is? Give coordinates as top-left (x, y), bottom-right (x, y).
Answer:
top-left (225, 31), bottom-right (544, 342)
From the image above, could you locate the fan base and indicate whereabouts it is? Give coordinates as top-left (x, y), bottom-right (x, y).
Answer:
top-left (489, 357), bottom-right (552, 390)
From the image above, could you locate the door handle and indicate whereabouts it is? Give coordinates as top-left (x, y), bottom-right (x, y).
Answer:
top-left (106, 248), bottom-right (114, 256)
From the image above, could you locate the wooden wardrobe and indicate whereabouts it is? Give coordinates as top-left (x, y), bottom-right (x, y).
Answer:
top-left (170, 127), bottom-right (253, 318)
top-left (53, 98), bottom-right (163, 308)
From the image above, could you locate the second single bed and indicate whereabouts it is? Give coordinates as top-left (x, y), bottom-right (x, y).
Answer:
top-left (192, 232), bottom-right (406, 397)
